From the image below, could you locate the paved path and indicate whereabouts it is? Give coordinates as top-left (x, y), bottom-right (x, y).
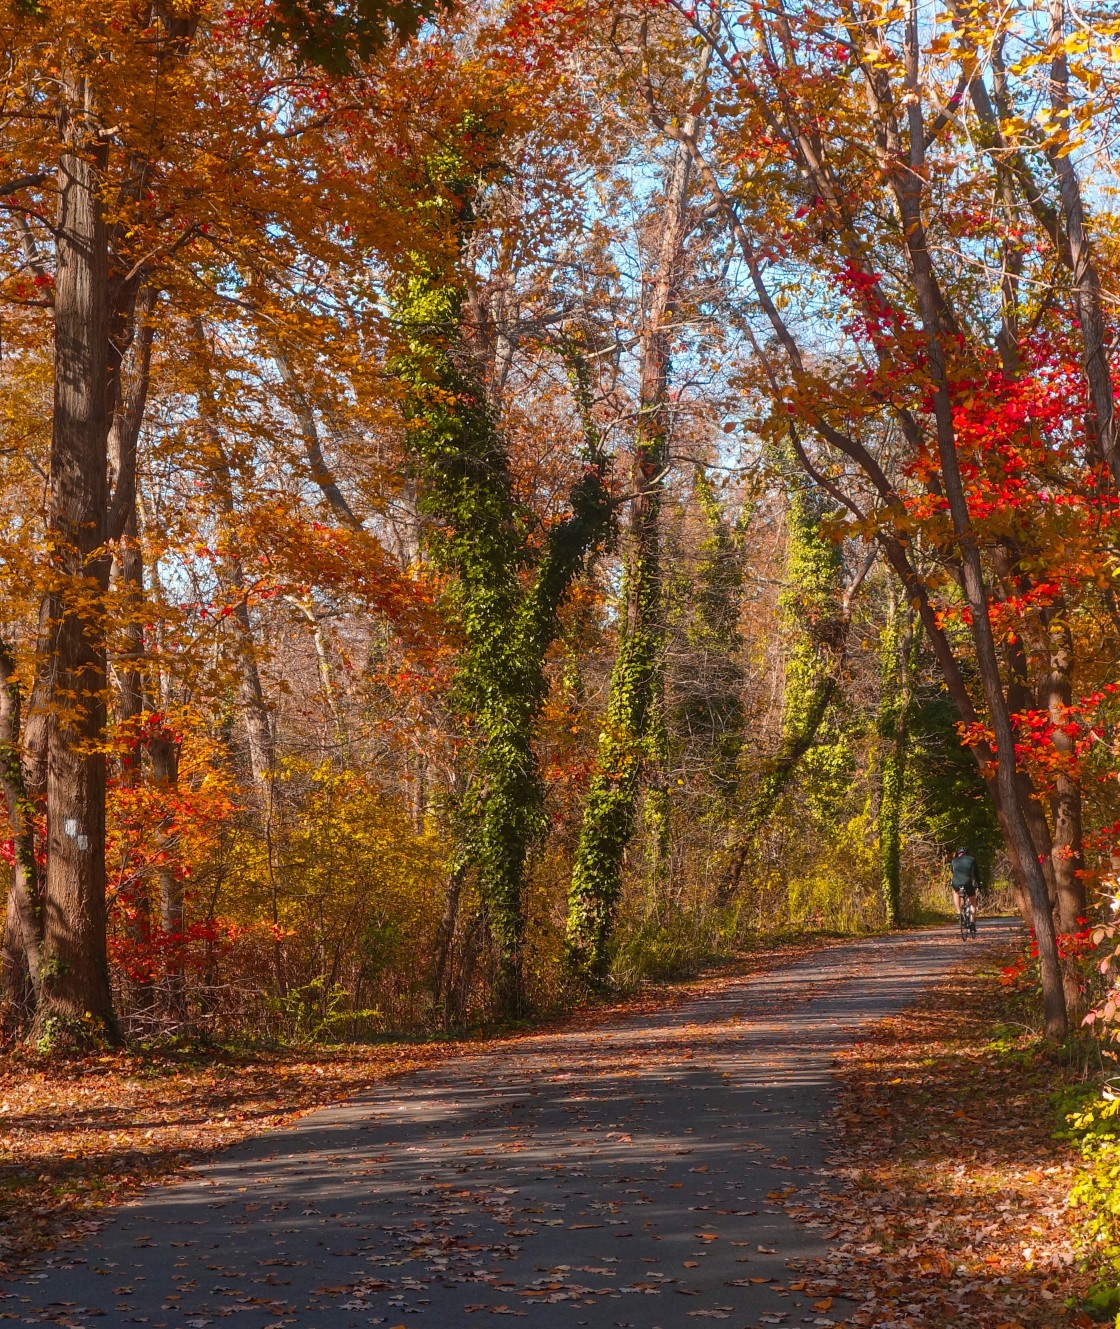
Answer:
top-left (3, 921), bottom-right (1018, 1329)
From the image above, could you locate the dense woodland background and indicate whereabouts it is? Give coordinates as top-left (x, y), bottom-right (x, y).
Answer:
top-left (0, 0), bottom-right (1118, 1050)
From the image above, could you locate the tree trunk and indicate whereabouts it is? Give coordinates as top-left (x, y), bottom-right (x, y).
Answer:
top-left (724, 673), bottom-right (838, 902)
top-left (1041, 607), bottom-right (1085, 932)
top-left (286, 595), bottom-right (347, 759)
top-left (878, 598), bottom-right (914, 928)
top-left (893, 173), bottom-right (1067, 1035)
top-left (190, 318), bottom-right (276, 797)
top-left (867, 38), bottom-right (1064, 1025)
top-left (1, 888), bottom-right (35, 1036)
top-left (2, 603), bottom-right (51, 1027)
top-left (272, 349), bottom-right (362, 530)
top-left (1045, 0), bottom-right (1119, 485)
top-left (231, 596), bottom-right (277, 792)
top-left (431, 860), bottom-right (465, 1022)
top-left (112, 507), bottom-right (153, 1017)
top-left (0, 645), bottom-right (43, 1032)
top-left (149, 726), bottom-right (185, 1023)
top-left (37, 86), bottom-right (119, 1045)
top-left (993, 583), bottom-right (1060, 916)
top-left (965, 43), bottom-right (1116, 483)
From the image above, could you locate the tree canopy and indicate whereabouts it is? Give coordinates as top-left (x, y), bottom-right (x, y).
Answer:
top-left (0, 0), bottom-right (1118, 1052)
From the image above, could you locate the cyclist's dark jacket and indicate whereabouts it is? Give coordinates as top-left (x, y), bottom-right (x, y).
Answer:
top-left (951, 854), bottom-right (979, 893)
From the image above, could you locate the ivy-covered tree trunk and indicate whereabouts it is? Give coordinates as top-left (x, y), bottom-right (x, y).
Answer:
top-left (565, 481), bottom-right (665, 982)
top-left (773, 460), bottom-right (846, 760)
top-left (398, 268), bottom-right (527, 1015)
top-left (668, 468), bottom-right (745, 879)
top-left (687, 471), bottom-right (746, 798)
top-left (396, 226), bottom-right (611, 1017)
top-left (564, 137), bottom-right (694, 985)
top-left (722, 457), bottom-right (858, 899)
top-left (641, 705), bottom-right (672, 897)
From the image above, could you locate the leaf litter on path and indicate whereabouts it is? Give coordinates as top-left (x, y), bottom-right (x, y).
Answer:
top-left (0, 1041), bottom-right (463, 1275)
top-left (0, 934), bottom-right (838, 1282)
top-left (781, 952), bottom-right (1087, 1328)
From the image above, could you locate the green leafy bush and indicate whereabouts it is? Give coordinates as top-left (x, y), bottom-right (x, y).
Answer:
top-left (1064, 1091), bottom-right (1120, 1321)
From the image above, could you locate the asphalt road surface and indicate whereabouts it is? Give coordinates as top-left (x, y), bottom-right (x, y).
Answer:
top-left (3, 919), bottom-right (1018, 1329)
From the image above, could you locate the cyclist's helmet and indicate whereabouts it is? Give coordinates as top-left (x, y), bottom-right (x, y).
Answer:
top-left (955, 847), bottom-right (967, 855)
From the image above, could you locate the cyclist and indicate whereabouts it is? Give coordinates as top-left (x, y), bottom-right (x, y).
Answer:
top-left (950, 848), bottom-right (980, 934)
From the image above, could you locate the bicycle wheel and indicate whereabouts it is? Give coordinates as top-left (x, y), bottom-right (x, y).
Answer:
top-left (959, 905), bottom-right (970, 941)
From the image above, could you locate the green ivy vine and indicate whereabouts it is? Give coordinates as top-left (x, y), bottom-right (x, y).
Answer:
top-left (392, 131), bottom-right (611, 1015)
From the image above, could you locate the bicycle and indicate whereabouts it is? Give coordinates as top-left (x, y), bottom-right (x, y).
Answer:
top-left (958, 893), bottom-right (978, 940)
